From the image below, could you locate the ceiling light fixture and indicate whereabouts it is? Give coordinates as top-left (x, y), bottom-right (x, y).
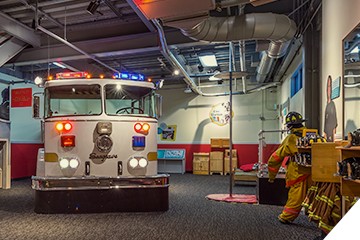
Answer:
top-left (350, 46), bottom-right (359, 54)
top-left (52, 62), bottom-right (67, 69)
top-left (184, 85), bottom-right (192, 93)
top-left (34, 76), bottom-right (43, 86)
top-left (173, 69), bottom-right (180, 75)
top-left (199, 55), bottom-right (218, 67)
top-left (87, 0), bottom-right (100, 15)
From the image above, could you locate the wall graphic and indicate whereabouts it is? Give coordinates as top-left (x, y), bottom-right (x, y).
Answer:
top-left (209, 102), bottom-right (233, 126)
top-left (324, 75), bottom-right (339, 142)
top-left (160, 125), bottom-right (177, 141)
top-left (11, 88), bottom-right (32, 108)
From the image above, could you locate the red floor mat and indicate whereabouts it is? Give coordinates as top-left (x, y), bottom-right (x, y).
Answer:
top-left (206, 194), bottom-right (258, 203)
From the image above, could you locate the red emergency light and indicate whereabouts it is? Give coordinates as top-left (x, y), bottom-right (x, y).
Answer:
top-left (56, 72), bottom-right (88, 79)
top-left (61, 135), bottom-right (75, 147)
top-left (134, 122), bottom-right (150, 135)
top-left (55, 122), bottom-right (73, 132)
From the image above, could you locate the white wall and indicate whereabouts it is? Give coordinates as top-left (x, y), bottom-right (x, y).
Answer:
top-left (279, 47), bottom-right (304, 125)
top-left (322, 0), bottom-right (360, 139)
top-left (158, 84), bottom-right (279, 144)
top-left (10, 84), bottom-right (44, 143)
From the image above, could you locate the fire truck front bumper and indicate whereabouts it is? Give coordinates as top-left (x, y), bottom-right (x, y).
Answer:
top-left (31, 174), bottom-right (169, 214)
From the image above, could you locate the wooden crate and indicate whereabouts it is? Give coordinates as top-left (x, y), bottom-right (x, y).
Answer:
top-left (193, 153), bottom-right (209, 175)
top-left (224, 157), bottom-right (238, 173)
top-left (210, 159), bottom-right (223, 174)
top-left (224, 149), bottom-right (237, 158)
top-left (311, 143), bottom-right (341, 183)
top-left (210, 151), bottom-right (223, 160)
top-left (210, 138), bottom-right (230, 148)
top-left (209, 151), bottom-right (224, 174)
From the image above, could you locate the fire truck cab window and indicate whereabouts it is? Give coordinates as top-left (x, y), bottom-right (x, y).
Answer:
top-left (105, 84), bottom-right (154, 117)
top-left (45, 85), bottom-right (101, 118)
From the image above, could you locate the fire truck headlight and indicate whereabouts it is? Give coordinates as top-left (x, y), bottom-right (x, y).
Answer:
top-left (69, 158), bottom-right (79, 169)
top-left (96, 135), bottom-right (113, 152)
top-left (138, 158), bottom-right (148, 168)
top-left (129, 158), bottom-right (138, 168)
top-left (59, 158), bottom-right (69, 169)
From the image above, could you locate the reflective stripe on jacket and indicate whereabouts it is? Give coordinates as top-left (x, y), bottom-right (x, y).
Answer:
top-left (267, 127), bottom-right (305, 182)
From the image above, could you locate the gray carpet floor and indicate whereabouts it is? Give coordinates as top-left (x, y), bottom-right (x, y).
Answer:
top-left (0, 174), bottom-right (319, 240)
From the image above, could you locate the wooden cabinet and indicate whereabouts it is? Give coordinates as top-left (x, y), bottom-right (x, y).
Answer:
top-left (339, 146), bottom-right (360, 197)
top-left (311, 143), bottom-right (341, 183)
top-left (224, 157), bottom-right (237, 173)
top-left (193, 153), bottom-right (210, 175)
top-left (210, 151), bottom-right (223, 175)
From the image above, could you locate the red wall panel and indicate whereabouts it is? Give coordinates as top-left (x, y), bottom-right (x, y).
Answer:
top-left (158, 143), bottom-right (279, 172)
top-left (11, 143), bottom-right (43, 179)
top-left (10, 143), bottom-right (279, 178)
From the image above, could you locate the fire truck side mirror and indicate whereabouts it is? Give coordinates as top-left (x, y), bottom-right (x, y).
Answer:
top-left (155, 94), bottom-right (162, 119)
top-left (33, 96), bottom-right (40, 119)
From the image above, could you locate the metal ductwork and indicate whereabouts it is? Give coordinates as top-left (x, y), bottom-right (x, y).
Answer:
top-left (164, 13), bottom-right (296, 82)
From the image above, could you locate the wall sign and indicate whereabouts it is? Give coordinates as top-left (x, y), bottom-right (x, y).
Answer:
top-left (157, 149), bottom-right (185, 160)
top-left (209, 102), bottom-right (233, 126)
top-left (11, 88), bottom-right (32, 108)
top-left (160, 125), bottom-right (177, 141)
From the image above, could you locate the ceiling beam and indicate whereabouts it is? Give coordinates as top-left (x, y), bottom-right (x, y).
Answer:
top-left (104, 0), bottom-right (123, 18)
top-left (0, 12), bottom-right (41, 47)
top-left (0, 37), bottom-right (28, 67)
top-left (5, 29), bottom-right (194, 66)
top-left (125, 0), bottom-right (156, 32)
top-left (18, 0), bottom-right (64, 28)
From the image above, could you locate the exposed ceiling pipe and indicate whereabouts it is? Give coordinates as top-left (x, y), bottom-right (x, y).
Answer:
top-left (36, 25), bottom-right (120, 74)
top-left (218, 0), bottom-right (250, 8)
top-left (239, 40), bottom-right (247, 93)
top-left (152, 19), bottom-right (202, 95)
top-left (165, 13), bottom-right (296, 82)
top-left (153, 19), bottom-right (278, 97)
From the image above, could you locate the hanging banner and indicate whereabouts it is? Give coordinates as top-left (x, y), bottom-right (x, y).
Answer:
top-left (209, 102), bottom-right (233, 126)
top-left (11, 88), bottom-right (32, 107)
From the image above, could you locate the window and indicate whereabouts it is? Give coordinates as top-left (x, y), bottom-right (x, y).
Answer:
top-left (290, 64), bottom-right (303, 97)
top-left (104, 84), bottom-right (154, 117)
top-left (45, 85), bottom-right (101, 118)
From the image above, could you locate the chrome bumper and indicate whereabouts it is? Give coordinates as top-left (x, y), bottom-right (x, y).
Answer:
top-left (32, 174), bottom-right (169, 191)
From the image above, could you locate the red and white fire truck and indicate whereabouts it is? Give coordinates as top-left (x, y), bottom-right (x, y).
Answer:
top-left (32, 72), bottom-right (169, 213)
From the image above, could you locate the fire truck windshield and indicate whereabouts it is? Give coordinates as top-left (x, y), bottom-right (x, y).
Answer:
top-left (105, 84), bottom-right (154, 117)
top-left (45, 84), bottom-right (102, 117)
top-left (44, 84), bottom-right (156, 118)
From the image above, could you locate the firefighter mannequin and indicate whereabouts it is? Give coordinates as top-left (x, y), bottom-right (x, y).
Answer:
top-left (267, 111), bottom-right (312, 223)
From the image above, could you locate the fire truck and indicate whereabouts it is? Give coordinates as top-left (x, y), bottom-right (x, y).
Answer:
top-left (32, 71), bottom-right (169, 213)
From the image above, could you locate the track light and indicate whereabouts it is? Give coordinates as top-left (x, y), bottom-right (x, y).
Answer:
top-left (87, 0), bottom-right (100, 15)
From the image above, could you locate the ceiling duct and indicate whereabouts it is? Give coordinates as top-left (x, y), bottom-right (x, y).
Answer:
top-left (164, 13), bottom-right (296, 82)
top-left (133, 0), bottom-right (295, 92)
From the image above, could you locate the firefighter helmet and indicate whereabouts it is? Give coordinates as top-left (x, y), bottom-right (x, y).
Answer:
top-left (285, 111), bottom-right (306, 127)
